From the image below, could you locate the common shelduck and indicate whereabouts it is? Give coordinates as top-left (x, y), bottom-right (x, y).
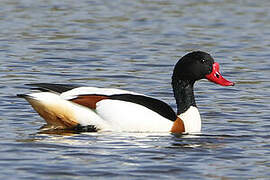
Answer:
top-left (17, 51), bottom-right (234, 133)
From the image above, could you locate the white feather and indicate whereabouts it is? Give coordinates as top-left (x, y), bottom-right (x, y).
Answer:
top-left (61, 87), bottom-right (142, 100)
top-left (179, 106), bottom-right (201, 133)
top-left (24, 92), bottom-right (110, 130)
top-left (96, 99), bottom-right (173, 132)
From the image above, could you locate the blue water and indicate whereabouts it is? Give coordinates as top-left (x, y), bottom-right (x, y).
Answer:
top-left (1, 0), bottom-right (270, 179)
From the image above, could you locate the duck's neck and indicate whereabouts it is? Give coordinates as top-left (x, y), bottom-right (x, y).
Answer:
top-left (171, 78), bottom-right (196, 115)
top-left (171, 78), bottom-right (201, 133)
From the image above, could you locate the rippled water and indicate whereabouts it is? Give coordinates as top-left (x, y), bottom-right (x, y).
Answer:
top-left (1, 0), bottom-right (270, 179)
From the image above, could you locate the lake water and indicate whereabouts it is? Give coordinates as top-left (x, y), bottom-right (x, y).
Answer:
top-left (1, 0), bottom-right (270, 179)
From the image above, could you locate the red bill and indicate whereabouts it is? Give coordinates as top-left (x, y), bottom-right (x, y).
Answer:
top-left (205, 62), bottom-right (235, 86)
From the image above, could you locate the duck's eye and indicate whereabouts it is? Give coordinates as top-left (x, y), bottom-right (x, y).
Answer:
top-left (201, 59), bottom-right (206, 63)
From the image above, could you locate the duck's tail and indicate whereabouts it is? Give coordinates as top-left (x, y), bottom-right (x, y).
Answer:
top-left (17, 92), bottom-right (104, 131)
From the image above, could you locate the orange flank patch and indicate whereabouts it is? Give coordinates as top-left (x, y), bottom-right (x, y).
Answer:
top-left (170, 117), bottom-right (185, 133)
top-left (71, 95), bottom-right (108, 109)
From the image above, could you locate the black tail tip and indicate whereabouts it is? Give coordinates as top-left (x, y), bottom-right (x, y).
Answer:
top-left (17, 94), bottom-right (29, 98)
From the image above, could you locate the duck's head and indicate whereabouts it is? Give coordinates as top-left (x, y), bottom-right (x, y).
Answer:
top-left (173, 51), bottom-right (234, 86)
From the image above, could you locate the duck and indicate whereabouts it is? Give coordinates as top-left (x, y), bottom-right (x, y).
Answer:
top-left (17, 51), bottom-right (234, 133)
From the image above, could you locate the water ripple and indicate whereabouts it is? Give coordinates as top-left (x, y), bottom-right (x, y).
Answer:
top-left (1, 0), bottom-right (270, 179)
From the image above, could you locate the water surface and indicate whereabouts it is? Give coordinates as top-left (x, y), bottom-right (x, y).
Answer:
top-left (1, 0), bottom-right (270, 179)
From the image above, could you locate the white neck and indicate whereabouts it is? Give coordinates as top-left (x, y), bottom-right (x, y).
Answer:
top-left (178, 106), bottom-right (201, 133)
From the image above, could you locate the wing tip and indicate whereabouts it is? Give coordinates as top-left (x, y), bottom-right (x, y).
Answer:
top-left (17, 94), bottom-right (29, 98)
top-left (24, 83), bottom-right (78, 93)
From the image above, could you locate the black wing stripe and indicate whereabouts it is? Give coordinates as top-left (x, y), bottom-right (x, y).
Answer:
top-left (109, 94), bottom-right (177, 121)
top-left (26, 83), bottom-right (79, 93)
